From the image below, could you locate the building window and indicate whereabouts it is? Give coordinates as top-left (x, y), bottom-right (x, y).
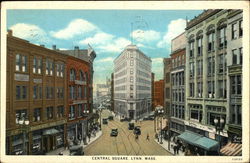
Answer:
top-left (208, 32), bottom-right (215, 52)
top-left (46, 86), bottom-right (54, 99)
top-left (130, 68), bottom-right (133, 74)
top-left (70, 69), bottom-right (76, 81)
top-left (218, 27), bottom-right (227, 48)
top-left (239, 20), bottom-right (243, 37)
top-left (46, 106), bottom-right (53, 120)
top-left (33, 57), bottom-right (42, 74)
top-left (130, 85), bottom-right (133, 91)
top-left (239, 48), bottom-right (242, 65)
top-left (197, 82), bottom-right (203, 98)
top-left (16, 54), bottom-right (28, 72)
top-left (56, 63), bottom-right (64, 77)
top-left (78, 86), bottom-right (82, 98)
top-left (46, 59), bottom-right (54, 75)
top-left (207, 57), bottom-right (215, 76)
top-left (15, 109), bottom-right (28, 124)
top-left (197, 37), bottom-right (203, 56)
top-left (189, 83), bottom-right (194, 97)
top-left (232, 23), bottom-right (237, 39)
top-left (33, 108), bottom-right (41, 122)
top-left (57, 87), bottom-right (64, 99)
top-left (16, 85), bottom-right (28, 100)
top-left (69, 86), bottom-right (76, 100)
top-left (197, 60), bottom-right (203, 76)
top-left (57, 106), bottom-right (64, 118)
top-left (189, 41), bottom-right (194, 58)
top-left (189, 62), bottom-right (194, 78)
top-left (33, 85), bottom-right (42, 99)
top-left (130, 76), bottom-right (133, 82)
top-left (232, 49), bottom-right (237, 65)
top-left (79, 70), bottom-right (85, 81)
top-left (69, 105), bottom-right (75, 120)
top-left (231, 105), bottom-right (241, 125)
top-left (208, 81), bottom-right (215, 98)
top-left (130, 60), bottom-right (134, 66)
top-left (78, 104), bottom-right (82, 117)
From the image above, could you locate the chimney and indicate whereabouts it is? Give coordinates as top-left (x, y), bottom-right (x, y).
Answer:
top-left (52, 45), bottom-right (56, 50)
top-left (74, 46), bottom-right (79, 50)
top-left (40, 45), bottom-right (45, 47)
top-left (7, 29), bottom-right (13, 36)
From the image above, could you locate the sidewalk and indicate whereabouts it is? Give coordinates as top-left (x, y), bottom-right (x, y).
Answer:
top-left (46, 130), bottom-right (103, 155)
top-left (154, 138), bottom-right (185, 156)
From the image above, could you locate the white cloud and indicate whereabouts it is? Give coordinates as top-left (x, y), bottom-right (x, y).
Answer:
top-left (9, 23), bottom-right (50, 44)
top-left (157, 19), bottom-right (186, 48)
top-left (50, 19), bottom-right (98, 39)
top-left (79, 32), bottom-right (114, 46)
top-left (98, 37), bottom-right (131, 53)
top-left (59, 48), bottom-right (69, 50)
top-left (95, 57), bottom-right (114, 63)
top-left (132, 29), bottom-right (160, 43)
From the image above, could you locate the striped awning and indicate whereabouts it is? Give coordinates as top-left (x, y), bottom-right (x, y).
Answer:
top-left (220, 142), bottom-right (242, 156)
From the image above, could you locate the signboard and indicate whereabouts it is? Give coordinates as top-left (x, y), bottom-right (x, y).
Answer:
top-left (15, 73), bottom-right (29, 82)
top-left (33, 78), bottom-right (42, 83)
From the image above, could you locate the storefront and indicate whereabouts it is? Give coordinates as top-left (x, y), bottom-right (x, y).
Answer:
top-left (177, 131), bottom-right (219, 155)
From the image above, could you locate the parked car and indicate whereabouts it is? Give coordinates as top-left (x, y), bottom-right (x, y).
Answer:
top-left (128, 122), bottom-right (135, 130)
top-left (108, 116), bottom-right (114, 120)
top-left (69, 145), bottom-right (84, 155)
top-left (110, 128), bottom-right (118, 137)
top-left (102, 118), bottom-right (108, 124)
top-left (134, 126), bottom-right (141, 135)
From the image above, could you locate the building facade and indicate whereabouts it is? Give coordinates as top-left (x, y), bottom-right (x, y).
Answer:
top-left (169, 32), bottom-right (186, 136)
top-left (59, 46), bottom-right (96, 145)
top-left (151, 73), bottom-right (155, 111)
top-left (185, 9), bottom-right (242, 148)
top-left (153, 80), bottom-right (164, 108)
top-left (113, 45), bottom-right (152, 120)
top-left (6, 31), bottom-right (67, 155)
top-left (110, 73), bottom-right (114, 112)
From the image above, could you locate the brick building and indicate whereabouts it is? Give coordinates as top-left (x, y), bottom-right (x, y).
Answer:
top-left (59, 46), bottom-right (96, 145)
top-left (6, 30), bottom-right (67, 155)
top-left (153, 80), bottom-right (164, 108)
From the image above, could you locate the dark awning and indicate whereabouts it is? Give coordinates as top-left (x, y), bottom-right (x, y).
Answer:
top-left (220, 142), bottom-right (242, 156)
top-left (177, 131), bottom-right (219, 151)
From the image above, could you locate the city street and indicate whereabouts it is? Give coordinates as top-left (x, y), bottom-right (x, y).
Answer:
top-left (84, 109), bottom-right (172, 155)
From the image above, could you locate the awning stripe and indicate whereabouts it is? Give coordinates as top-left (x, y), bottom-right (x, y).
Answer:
top-left (220, 142), bottom-right (242, 156)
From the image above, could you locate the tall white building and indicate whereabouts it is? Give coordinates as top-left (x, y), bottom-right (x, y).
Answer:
top-left (114, 45), bottom-right (152, 120)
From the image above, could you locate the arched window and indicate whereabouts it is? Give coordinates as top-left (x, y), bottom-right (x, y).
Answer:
top-left (217, 19), bottom-right (227, 48)
top-left (196, 30), bottom-right (203, 56)
top-left (79, 70), bottom-right (85, 81)
top-left (206, 24), bottom-right (215, 52)
top-left (85, 72), bottom-right (88, 82)
top-left (70, 69), bottom-right (76, 81)
top-left (188, 34), bottom-right (195, 58)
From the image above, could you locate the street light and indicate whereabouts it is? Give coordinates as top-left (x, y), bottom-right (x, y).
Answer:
top-left (98, 107), bottom-right (103, 130)
top-left (214, 117), bottom-right (225, 156)
top-left (157, 109), bottom-right (164, 144)
top-left (18, 118), bottom-right (30, 155)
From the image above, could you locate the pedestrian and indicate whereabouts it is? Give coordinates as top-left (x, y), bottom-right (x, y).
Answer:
top-left (173, 145), bottom-right (177, 155)
top-left (146, 133), bottom-right (150, 141)
top-left (176, 145), bottom-right (179, 155)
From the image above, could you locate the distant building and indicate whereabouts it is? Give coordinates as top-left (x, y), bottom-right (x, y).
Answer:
top-left (111, 73), bottom-right (114, 112)
top-left (153, 80), bottom-right (164, 108)
top-left (96, 77), bottom-right (111, 103)
top-left (113, 45), bottom-right (152, 120)
top-left (169, 32), bottom-right (186, 136)
top-left (151, 73), bottom-right (155, 111)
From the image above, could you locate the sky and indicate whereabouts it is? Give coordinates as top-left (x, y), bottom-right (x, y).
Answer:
top-left (7, 9), bottom-right (203, 90)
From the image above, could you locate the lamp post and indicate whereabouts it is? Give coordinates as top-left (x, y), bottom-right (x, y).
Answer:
top-left (18, 118), bottom-right (30, 155)
top-left (157, 109), bottom-right (164, 144)
top-left (214, 117), bottom-right (225, 156)
top-left (84, 110), bottom-right (90, 142)
top-left (98, 108), bottom-right (103, 130)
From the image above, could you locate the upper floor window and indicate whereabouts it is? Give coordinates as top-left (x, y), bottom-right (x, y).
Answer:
top-left (79, 70), bottom-right (85, 81)
top-left (46, 86), bottom-right (54, 99)
top-left (16, 85), bottom-right (28, 100)
top-left (189, 41), bottom-right (194, 58)
top-left (56, 63), bottom-right (64, 77)
top-left (33, 108), bottom-right (41, 122)
top-left (16, 54), bottom-right (28, 72)
top-left (33, 57), bottom-right (42, 74)
top-left (57, 106), bottom-right (64, 118)
top-left (69, 105), bottom-right (75, 120)
top-left (16, 109), bottom-right (28, 124)
top-left (232, 23), bottom-right (237, 40)
top-left (70, 69), bottom-right (76, 81)
top-left (46, 59), bottom-right (54, 76)
top-left (239, 20), bottom-right (243, 37)
top-left (46, 106), bottom-right (54, 120)
top-left (208, 33), bottom-right (215, 52)
top-left (231, 75), bottom-right (242, 95)
top-left (232, 49), bottom-right (237, 65)
top-left (189, 62), bottom-right (194, 78)
top-left (218, 27), bottom-right (227, 48)
top-left (33, 85), bottom-right (42, 99)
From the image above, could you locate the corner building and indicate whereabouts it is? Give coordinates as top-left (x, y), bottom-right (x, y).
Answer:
top-left (6, 31), bottom-right (67, 155)
top-left (185, 9), bottom-right (242, 147)
top-left (113, 45), bottom-right (152, 120)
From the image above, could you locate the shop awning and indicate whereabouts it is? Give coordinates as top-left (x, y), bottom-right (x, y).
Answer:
top-left (177, 131), bottom-right (219, 151)
top-left (43, 128), bottom-right (59, 135)
top-left (220, 142), bottom-right (242, 156)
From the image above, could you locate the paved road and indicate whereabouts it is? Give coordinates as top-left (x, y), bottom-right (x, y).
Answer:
top-left (84, 109), bottom-right (172, 155)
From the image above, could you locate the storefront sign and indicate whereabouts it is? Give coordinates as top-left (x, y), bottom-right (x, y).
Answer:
top-left (73, 100), bottom-right (87, 105)
top-left (75, 80), bottom-right (85, 85)
top-left (33, 78), bottom-right (42, 83)
top-left (15, 73), bottom-right (29, 82)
